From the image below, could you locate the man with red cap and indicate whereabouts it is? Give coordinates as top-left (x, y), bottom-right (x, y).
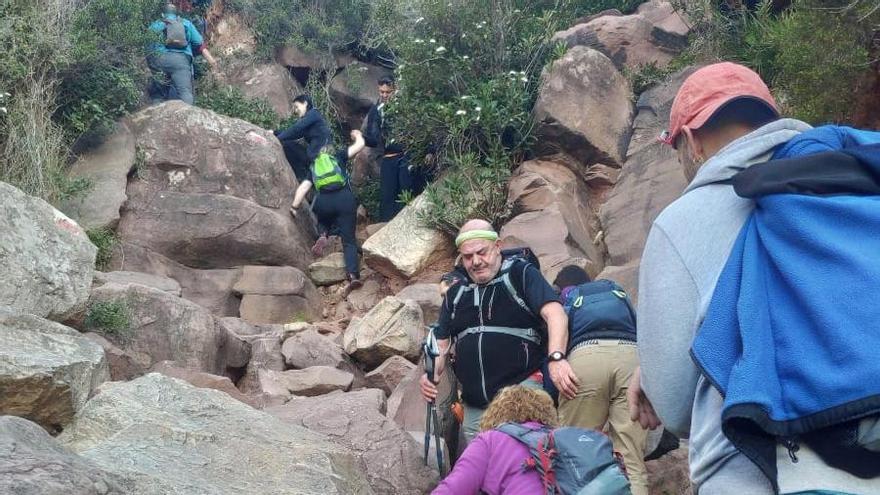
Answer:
top-left (628, 62), bottom-right (874, 493)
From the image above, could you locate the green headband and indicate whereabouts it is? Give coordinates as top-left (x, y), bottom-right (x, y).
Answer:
top-left (455, 229), bottom-right (499, 248)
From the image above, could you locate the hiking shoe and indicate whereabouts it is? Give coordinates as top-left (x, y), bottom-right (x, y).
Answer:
top-left (311, 234), bottom-right (329, 257)
top-left (342, 276), bottom-right (363, 297)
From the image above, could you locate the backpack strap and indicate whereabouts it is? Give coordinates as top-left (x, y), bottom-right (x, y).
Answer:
top-left (455, 326), bottom-right (542, 346)
top-left (496, 423), bottom-right (556, 495)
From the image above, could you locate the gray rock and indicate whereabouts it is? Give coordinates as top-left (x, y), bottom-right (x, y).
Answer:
top-left (228, 63), bottom-right (302, 119)
top-left (85, 283), bottom-right (247, 376)
top-left (60, 122), bottom-right (135, 231)
top-left (309, 252), bottom-right (348, 286)
top-left (58, 373), bottom-right (374, 494)
top-left (94, 270), bottom-right (182, 296)
top-left (0, 181), bottom-right (96, 321)
top-left (149, 361), bottom-right (258, 408)
top-left (364, 355), bottom-right (417, 396)
top-left (533, 46), bottom-right (633, 167)
top-left (395, 284), bottom-right (442, 324)
top-left (0, 312), bottom-right (109, 432)
top-left (343, 297), bottom-right (425, 369)
top-left (234, 265), bottom-right (321, 324)
top-left (0, 416), bottom-right (126, 495)
top-left (82, 332), bottom-right (145, 382)
top-left (282, 328), bottom-right (351, 370)
top-left (330, 61), bottom-right (391, 130)
top-left (271, 366), bottom-right (354, 396)
top-left (267, 388), bottom-right (439, 494)
top-left (346, 279), bottom-right (382, 313)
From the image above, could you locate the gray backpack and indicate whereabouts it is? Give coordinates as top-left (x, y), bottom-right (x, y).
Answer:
top-left (497, 423), bottom-right (631, 495)
top-left (163, 17), bottom-right (188, 49)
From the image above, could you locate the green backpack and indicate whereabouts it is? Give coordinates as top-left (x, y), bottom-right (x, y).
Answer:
top-left (311, 153), bottom-right (346, 192)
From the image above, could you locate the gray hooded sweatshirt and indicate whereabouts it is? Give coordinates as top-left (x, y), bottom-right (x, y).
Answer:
top-left (638, 119), bottom-right (880, 494)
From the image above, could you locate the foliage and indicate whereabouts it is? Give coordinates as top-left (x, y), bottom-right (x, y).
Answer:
top-left (357, 177), bottom-right (382, 221)
top-left (571, 0), bottom-right (642, 16)
top-left (675, 0), bottom-right (880, 123)
top-left (87, 227), bottom-right (119, 271)
top-left (380, 0), bottom-right (570, 234)
top-left (84, 300), bottom-right (132, 339)
top-left (196, 80), bottom-right (281, 129)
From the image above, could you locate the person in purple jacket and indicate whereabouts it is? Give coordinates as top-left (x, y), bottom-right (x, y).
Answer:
top-left (432, 385), bottom-right (557, 495)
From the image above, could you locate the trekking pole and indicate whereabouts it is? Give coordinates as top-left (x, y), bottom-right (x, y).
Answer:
top-left (423, 326), bottom-right (445, 475)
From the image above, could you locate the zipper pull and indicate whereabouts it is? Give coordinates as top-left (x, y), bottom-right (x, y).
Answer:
top-left (782, 438), bottom-right (800, 463)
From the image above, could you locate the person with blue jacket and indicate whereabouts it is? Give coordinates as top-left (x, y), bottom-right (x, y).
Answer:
top-left (147, 3), bottom-right (217, 105)
top-left (275, 95), bottom-right (332, 182)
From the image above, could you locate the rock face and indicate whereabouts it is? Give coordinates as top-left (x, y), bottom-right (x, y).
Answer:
top-left (60, 122), bottom-right (135, 231)
top-left (263, 367), bottom-right (354, 397)
top-left (346, 279), bottom-right (383, 313)
top-left (0, 312), bottom-right (109, 433)
top-left (268, 389), bottom-right (439, 495)
top-left (533, 46), bottom-right (634, 167)
top-left (502, 158), bottom-right (606, 281)
top-left (58, 374), bottom-right (374, 494)
top-left (363, 195), bottom-right (454, 279)
top-left (234, 265), bottom-right (321, 324)
top-left (0, 182), bottom-right (96, 321)
top-left (150, 361), bottom-right (257, 407)
top-left (330, 61), bottom-right (389, 129)
top-left (282, 329), bottom-right (352, 371)
top-left (228, 63), bottom-right (302, 119)
top-left (344, 297), bottom-right (425, 369)
top-left (309, 252), bottom-right (348, 286)
top-left (82, 333), bottom-right (144, 382)
top-left (0, 416), bottom-right (125, 495)
top-left (552, 7), bottom-right (688, 72)
top-left (114, 101), bottom-right (314, 279)
top-left (599, 67), bottom-right (694, 297)
top-left (93, 271), bottom-right (182, 296)
top-left (396, 283), bottom-right (443, 324)
top-left (364, 355), bottom-right (417, 396)
top-left (86, 283), bottom-right (247, 377)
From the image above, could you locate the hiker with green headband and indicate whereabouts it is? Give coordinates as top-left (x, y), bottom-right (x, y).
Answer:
top-left (421, 219), bottom-right (579, 443)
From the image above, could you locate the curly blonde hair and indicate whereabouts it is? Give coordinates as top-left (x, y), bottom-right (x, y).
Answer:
top-left (479, 385), bottom-right (558, 431)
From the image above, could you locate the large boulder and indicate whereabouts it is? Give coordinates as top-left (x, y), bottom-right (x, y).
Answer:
top-left (262, 367), bottom-right (354, 397)
top-left (82, 333), bottom-right (145, 382)
top-left (58, 374), bottom-right (374, 494)
top-left (85, 283), bottom-right (248, 377)
top-left (396, 283), bottom-right (443, 324)
top-left (210, 13), bottom-right (257, 57)
top-left (150, 361), bottom-right (258, 407)
top-left (551, 7), bottom-right (688, 72)
top-left (234, 265), bottom-right (321, 323)
top-left (309, 252), bottom-right (348, 286)
top-left (93, 270), bottom-right (182, 296)
top-left (343, 297), bottom-right (425, 369)
top-left (330, 61), bottom-right (389, 130)
top-left (346, 279), bottom-right (383, 314)
top-left (0, 182), bottom-right (96, 321)
top-left (0, 312), bottom-right (109, 433)
top-left (60, 122), bottom-right (135, 231)
top-left (228, 63), bottom-right (302, 119)
top-left (363, 195), bottom-right (454, 279)
top-left (0, 416), bottom-right (125, 495)
top-left (268, 389), bottom-right (439, 494)
top-left (637, 0), bottom-right (691, 40)
top-left (599, 67), bottom-right (693, 286)
top-left (116, 101), bottom-right (314, 271)
top-left (282, 328), bottom-right (352, 371)
top-left (502, 158), bottom-right (606, 281)
top-left (533, 46), bottom-right (633, 167)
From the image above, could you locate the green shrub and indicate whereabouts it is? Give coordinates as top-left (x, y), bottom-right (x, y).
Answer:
top-left (84, 300), bottom-right (132, 339)
top-left (356, 177), bottom-right (382, 221)
top-left (196, 82), bottom-right (281, 129)
top-left (676, 0), bottom-right (879, 124)
top-left (87, 227), bottom-right (119, 272)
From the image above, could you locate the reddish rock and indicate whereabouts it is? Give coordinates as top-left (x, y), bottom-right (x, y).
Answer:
top-left (395, 283), bottom-right (443, 324)
top-left (364, 355), bottom-right (417, 396)
top-left (150, 361), bottom-right (258, 407)
top-left (647, 446), bottom-right (693, 495)
top-left (228, 63), bottom-right (301, 119)
top-left (83, 332), bottom-right (145, 381)
top-left (271, 366), bottom-right (354, 396)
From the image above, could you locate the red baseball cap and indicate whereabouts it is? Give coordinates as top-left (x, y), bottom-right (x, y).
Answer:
top-left (661, 62), bottom-right (779, 148)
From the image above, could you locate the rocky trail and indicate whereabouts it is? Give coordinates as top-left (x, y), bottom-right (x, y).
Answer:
top-left (1, 1), bottom-right (696, 493)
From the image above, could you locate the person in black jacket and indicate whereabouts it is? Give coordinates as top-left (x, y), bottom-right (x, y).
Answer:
top-left (275, 95), bottom-right (331, 181)
top-left (363, 75), bottom-right (430, 221)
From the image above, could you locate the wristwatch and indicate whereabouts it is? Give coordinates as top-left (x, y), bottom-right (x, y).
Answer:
top-left (548, 351), bottom-right (565, 362)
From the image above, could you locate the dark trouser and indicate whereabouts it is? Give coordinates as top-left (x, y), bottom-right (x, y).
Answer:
top-left (312, 187), bottom-right (359, 277)
top-left (280, 138), bottom-right (327, 183)
top-left (147, 52), bottom-right (194, 105)
top-left (379, 154), bottom-right (413, 221)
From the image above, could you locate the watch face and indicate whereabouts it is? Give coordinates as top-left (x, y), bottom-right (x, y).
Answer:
top-left (550, 351), bottom-right (564, 361)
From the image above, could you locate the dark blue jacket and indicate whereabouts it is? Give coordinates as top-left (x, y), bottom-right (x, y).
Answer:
top-left (276, 108), bottom-right (331, 162)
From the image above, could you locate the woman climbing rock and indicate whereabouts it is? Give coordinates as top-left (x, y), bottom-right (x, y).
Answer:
top-left (290, 129), bottom-right (366, 294)
top-left (274, 94), bottom-right (332, 182)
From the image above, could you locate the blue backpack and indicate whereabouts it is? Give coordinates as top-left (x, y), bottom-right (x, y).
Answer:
top-left (497, 423), bottom-right (631, 495)
top-left (562, 280), bottom-right (636, 352)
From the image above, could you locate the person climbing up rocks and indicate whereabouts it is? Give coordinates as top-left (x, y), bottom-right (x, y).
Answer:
top-left (147, 3), bottom-right (217, 105)
top-left (275, 94), bottom-right (332, 182)
top-left (419, 219), bottom-right (578, 443)
top-left (290, 129), bottom-right (366, 294)
top-left (631, 61), bottom-right (880, 494)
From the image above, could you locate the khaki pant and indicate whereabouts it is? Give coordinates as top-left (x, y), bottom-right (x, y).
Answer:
top-left (461, 375), bottom-right (544, 443)
top-left (558, 340), bottom-right (649, 495)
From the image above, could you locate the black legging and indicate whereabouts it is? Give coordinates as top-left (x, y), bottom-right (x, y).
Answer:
top-left (312, 187), bottom-right (359, 277)
top-left (380, 154), bottom-right (413, 221)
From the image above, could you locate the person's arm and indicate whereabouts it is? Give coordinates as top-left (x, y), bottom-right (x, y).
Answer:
top-left (431, 433), bottom-right (490, 495)
top-left (363, 106), bottom-right (382, 148)
top-left (289, 180), bottom-right (313, 217)
top-left (348, 129), bottom-right (366, 158)
top-left (277, 110), bottom-right (318, 142)
top-left (636, 225), bottom-right (702, 437)
top-left (421, 289), bottom-right (456, 402)
top-left (200, 47), bottom-right (218, 69)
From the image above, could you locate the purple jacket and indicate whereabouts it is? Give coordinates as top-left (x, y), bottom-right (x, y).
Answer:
top-left (432, 422), bottom-right (544, 495)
